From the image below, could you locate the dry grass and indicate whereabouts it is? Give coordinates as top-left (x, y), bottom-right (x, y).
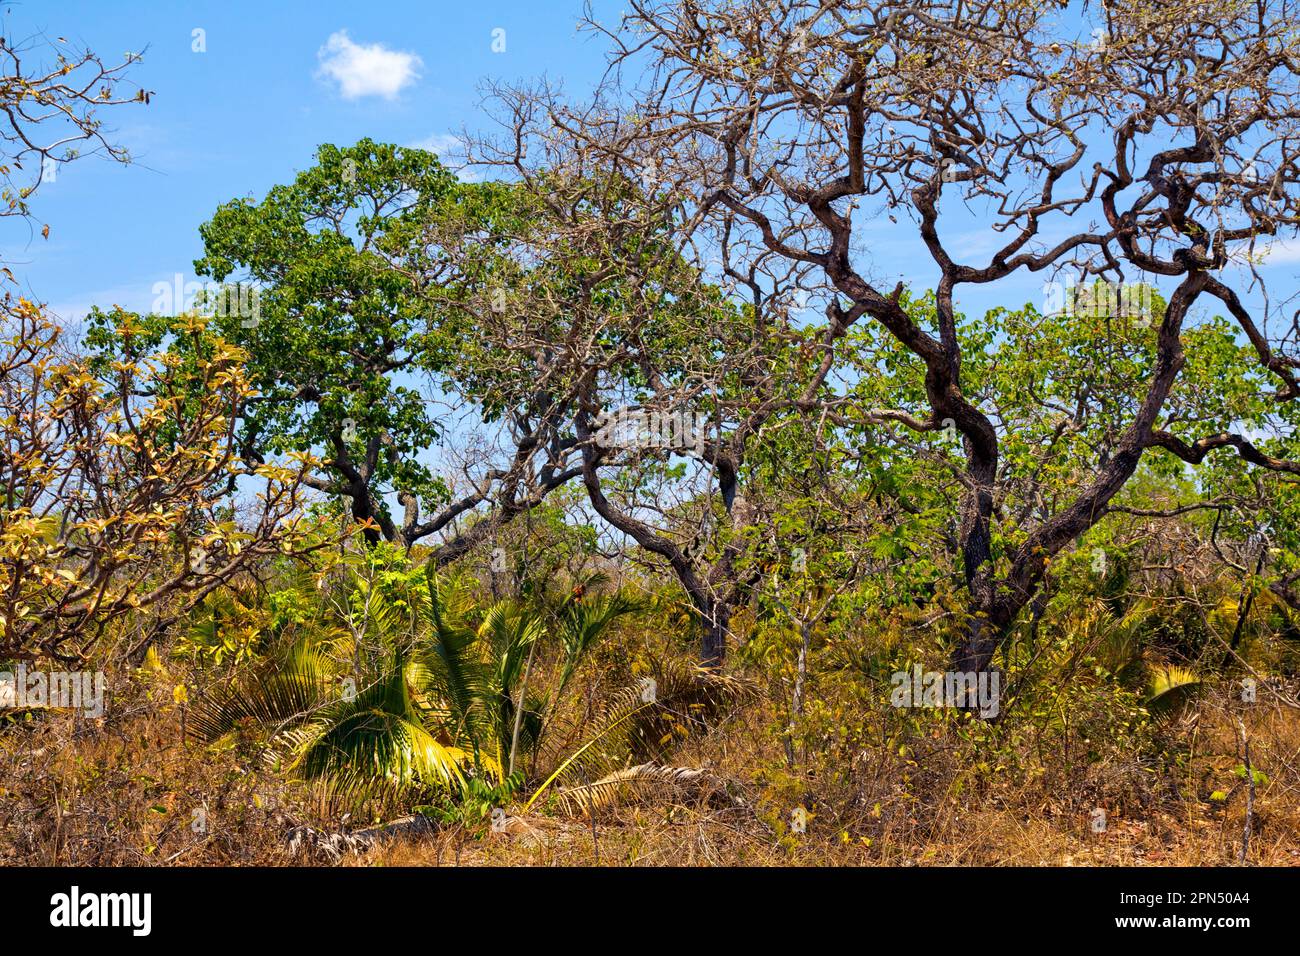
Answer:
top-left (2, 663), bottom-right (1297, 867)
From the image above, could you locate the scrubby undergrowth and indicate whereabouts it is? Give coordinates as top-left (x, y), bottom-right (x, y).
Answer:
top-left (3, 639), bottom-right (1295, 867)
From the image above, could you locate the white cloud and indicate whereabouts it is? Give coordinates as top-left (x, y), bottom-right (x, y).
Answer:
top-left (1227, 235), bottom-right (1300, 266)
top-left (1254, 237), bottom-right (1300, 265)
top-left (316, 30), bottom-right (421, 101)
top-left (407, 133), bottom-right (484, 182)
top-left (42, 279), bottom-right (155, 339)
top-left (409, 133), bottom-right (463, 157)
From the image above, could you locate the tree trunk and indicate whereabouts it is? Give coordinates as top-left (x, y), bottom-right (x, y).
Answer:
top-left (784, 620), bottom-right (811, 767)
top-left (949, 595), bottom-right (1017, 676)
top-left (699, 596), bottom-right (728, 668)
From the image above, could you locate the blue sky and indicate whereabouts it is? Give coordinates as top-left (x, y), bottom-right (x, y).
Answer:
top-left (6, 1), bottom-right (1298, 335)
top-left (4, 0), bottom-right (619, 326)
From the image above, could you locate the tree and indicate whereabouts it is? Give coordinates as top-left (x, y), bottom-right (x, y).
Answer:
top-left (92, 140), bottom-right (585, 555)
top-left (518, 0), bottom-right (1300, 676)
top-left (192, 139), bottom-right (468, 547)
top-left (468, 121), bottom-right (842, 666)
top-left (0, 304), bottom-right (319, 664)
top-left (0, 31), bottom-right (142, 236)
top-left (0, 27), bottom-right (246, 666)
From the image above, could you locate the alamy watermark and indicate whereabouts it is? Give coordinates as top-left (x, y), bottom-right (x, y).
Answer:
top-left (890, 665), bottom-right (1001, 719)
top-left (1043, 278), bottom-right (1154, 325)
top-left (151, 273), bottom-right (261, 327)
top-left (0, 665), bottom-right (105, 718)
top-left (593, 405), bottom-right (709, 456)
top-left (49, 886), bottom-right (150, 936)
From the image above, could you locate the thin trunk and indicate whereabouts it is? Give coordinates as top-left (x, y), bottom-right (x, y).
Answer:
top-left (784, 620), bottom-right (811, 768)
top-left (698, 595), bottom-right (728, 668)
top-left (507, 638), bottom-right (538, 779)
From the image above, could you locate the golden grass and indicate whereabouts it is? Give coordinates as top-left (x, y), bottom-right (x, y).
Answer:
top-left (2, 670), bottom-right (1296, 867)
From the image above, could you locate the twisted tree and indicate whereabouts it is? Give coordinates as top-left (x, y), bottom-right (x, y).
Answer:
top-left (497, 0), bottom-right (1300, 673)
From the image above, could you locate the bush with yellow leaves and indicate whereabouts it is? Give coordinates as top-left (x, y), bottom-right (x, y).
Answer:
top-left (0, 295), bottom-right (328, 666)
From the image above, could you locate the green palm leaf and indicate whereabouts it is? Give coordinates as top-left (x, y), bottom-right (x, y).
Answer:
top-left (479, 599), bottom-right (547, 771)
top-left (418, 566), bottom-right (493, 763)
top-left (555, 592), bottom-right (641, 695)
top-left (287, 659), bottom-right (470, 805)
top-left (189, 640), bottom-right (336, 742)
top-left (1146, 663), bottom-right (1202, 714)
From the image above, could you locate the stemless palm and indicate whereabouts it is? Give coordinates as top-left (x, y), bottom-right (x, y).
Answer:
top-left (192, 565), bottom-right (637, 809)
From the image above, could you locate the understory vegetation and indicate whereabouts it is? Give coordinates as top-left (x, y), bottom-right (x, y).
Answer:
top-left (2, 506), bottom-right (1298, 866)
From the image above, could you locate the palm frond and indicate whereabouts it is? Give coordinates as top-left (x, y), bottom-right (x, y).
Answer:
top-left (529, 656), bottom-right (753, 812)
top-left (625, 657), bottom-right (754, 760)
top-left (480, 600), bottom-right (546, 697)
top-left (523, 684), bottom-right (655, 813)
top-left (556, 592), bottom-right (641, 695)
top-left (418, 565), bottom-right (490, 749)
top-left (189, 640), bottom-right (336, 742)
top-left (478, 600), bottom-right (547, 771)
top-left (278, 651), bottom-right (473, 808)
top-left (1146, 662), bottom-right (1202, 713)
top-left (555, 763), bottom-right (727, 815)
